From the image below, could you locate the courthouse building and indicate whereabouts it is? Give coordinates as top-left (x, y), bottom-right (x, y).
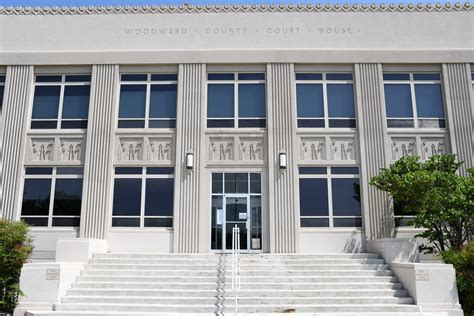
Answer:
top-left (0, 3), bottom-right (473, 260)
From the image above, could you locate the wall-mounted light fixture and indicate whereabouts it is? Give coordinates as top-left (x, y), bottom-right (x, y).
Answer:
top-left (186, 153), bottom-right (194, 170)
top-left (279, 152), bottom-right (287, 169)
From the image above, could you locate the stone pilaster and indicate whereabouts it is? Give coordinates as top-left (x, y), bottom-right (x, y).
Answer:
top-left (0, 66), bottom-right (34, 220)
top-left (173, 64), bottom-right (206, 253)
top-left (442, 63), bottom-right (474, 175)
top-left (267, 63), bottom-right (299, 253)
top-left (355, 63), bottom-right (394, 240)
top-left (79, 65), bottom-right (119, 239)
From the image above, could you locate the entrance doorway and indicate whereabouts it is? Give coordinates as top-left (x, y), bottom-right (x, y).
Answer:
top-left (211, 173), bottom-right (262, 252)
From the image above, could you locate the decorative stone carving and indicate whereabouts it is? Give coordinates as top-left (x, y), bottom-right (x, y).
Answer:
top-left (148, 138), bottom-right (173, 162)
top-left (118, 138), bottom-right (143, 161)
top-left (330, 138), bottom-right (356, 161)
top-left (59, 138), bottom-right (83, 162)
top-left (391, 138), bottom-right (416, 161)
top-left (30, 138), bottom-right (55, 162)
top-left (421, 138), bottom-right (445, 160)
top-left (301, 138), bottom-right (326, 161)
top-left (209, 137), bottom-right (234, 161)
top-left (239, 138), bottom-right (264, 161)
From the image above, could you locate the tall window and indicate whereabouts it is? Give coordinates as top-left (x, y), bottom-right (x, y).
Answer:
top-left (118, 74), bottom-right (177, 128)
top-left (0, 75), bottom-right (5, 112)
top-left (112, 167), bottom-right (174, 227)
top-left (296, 73), bottom-right (356, 128)
top-left (383, 73), bottom-right (445, 128)
top-left (207, 73), bottom-right (266, 128)
top-left (31, 75), bottom-right (91, 129)
top-left (299, 167), bottom-right (361, 228)
top-left (20, 167), bottom-right (83, 227)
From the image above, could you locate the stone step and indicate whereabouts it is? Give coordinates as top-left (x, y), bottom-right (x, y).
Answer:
top-left (76, 275), bottom-right (398, 283)
top-left (92, 253), bottom-right (382, 260)
top-left (71, 281), bottom-right (404, 290)
top-left (66, 288), bottom-right (409, 298)
top-left (29, 312), bottom-right (446, 316)
top-left (60, 295), bottom-right (414, 305)
top-left (53, 303), bottom-right (421, 313)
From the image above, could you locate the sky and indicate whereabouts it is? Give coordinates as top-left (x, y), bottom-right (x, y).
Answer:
top-left (0, 0), bottom-right (459, 7)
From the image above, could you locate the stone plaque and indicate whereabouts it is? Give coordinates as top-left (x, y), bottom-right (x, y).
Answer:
top-left (46, 268), bottom-right (60, 280)
top-left (415, 269), bottom-right (430, 281)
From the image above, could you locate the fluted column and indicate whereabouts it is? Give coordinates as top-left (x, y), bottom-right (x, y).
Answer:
top-left (355, 63), bottom-right (394, 240)
top-left (267, 63), bottom-right (299, 253)
top-left (442, 63), bottom-right (474, 175)
top-left (173, 64), bottom-right (206, 253)
top-left (0, 66), bottom-right (34, 220)
top-left (79, 65), bottom-right (119, 239)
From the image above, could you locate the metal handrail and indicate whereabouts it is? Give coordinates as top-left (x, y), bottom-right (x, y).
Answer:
top-left (231, 225), bottom-right (240, 316)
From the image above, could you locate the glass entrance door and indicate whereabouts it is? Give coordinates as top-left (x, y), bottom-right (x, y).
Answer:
top-left (211, 173), bottom-right (262, 252)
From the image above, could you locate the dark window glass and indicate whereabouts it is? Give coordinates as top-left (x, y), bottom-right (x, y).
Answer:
top-left (144, 218), bottom-right (173, 227)
top-left (326, 73), bottom-right (353, 80)
top-left (53, 179), bottom-right (83, 216)
top-left (21, 179), bottom-right (51, 216)
top-left (331, 167), bottom-right (359, 174)
top-left (22, 217), bottom-right (49, 226)
top-left (328, 119), bottom-right (356, 128)
top-left (150, 84), bottom-right (177, 118)
top-left (418, 119), bottom-right (445, 128)
top-left (327, 84), bottom-right (355, 118)
top-left (296, 84), bottom-right (324, 117)
top-left (25, 167), bottom-right (53, 175)
top-left (65, 75), bottom-right (91, 82)
top-left (297, 119), bottom-right (325, 128)
top-left (0, 75), bottom-right (6, 82)
top-left (334, 218), bottom-right (362, 227)
top-left (207, 120), bottom-right (235, 128)
top-left (32, 86), bottom-right (60, 119)
top-left (207, 84), bottom-right (234, 118)
top-left (225, 173), bottom-right (248, 194)
top-left (250, 173), bottom-right (261, 194)
top-left (296, 73), bottom-right (322, 80)
top-left (208, 73), bottom-right (234, 80)
top-left (61, 121), bottom-right (88, 129)
top-left (238, 73), bottom-right (265, 80)
top-left (121, 74), bottom-right (147, 81)
top-left (212, 173), bottom-right (223, 194)
top-left (415, 84), bottom-right (444, 118)
top-left (299, 167), bottom-right (327, 175)
top-left (299, 178), bottom-right (328, 216)
top-left (238, 84), bottom-right (265, 118)
top-left (118, 120), bottom-right (145, 128)
top-left (387, 119), bottom-right (415, 128)
top-left (383, 73), bottom-right (410, 81)
top-left (151, 74), bottom-right (178, 81)
top-left (62, 85), bottom-right (90, 119)
top-left (52, 217), bottom-right (80, 227)
top-left (147, 167), bottom-right (174, 175)
top-left (413, 73), bottom-right (440, 81)
top-left (36, 75), bottom-right (62, 82)
top-left (112, 218), bottom-right (140, 227)
top-left (238, 119), bottom-right (266, 128)
top-left (31, 121), bottom-right (57, 129)
top-left (119, 85), bottom-right (146, 118)
top-left (148, 120), bottom-right (176, 128)
top-left (56, 167), bottom-right (84, 175)
top-left (332, 178), bottom-right (361, 216)
top-left (112, 179), bottom-right (141, 216)
top-left (0, 86), bottom-right (4, 112)
top-left (145, 178), bottom-right (174, 216)
top-left (300, 218), bottom-right (329, 227)
top-left (384, 84), bottom-right (413, 118)
top-left (115, 167), bottom-right (142, 175)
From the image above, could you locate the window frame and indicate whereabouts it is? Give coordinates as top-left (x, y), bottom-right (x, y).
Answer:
top-left (30, 74), bottom-right (91, 130)
top-left (117, 73), bottom-right (178, 129)
top-left (0, 75), bottom-right (5, 111)
top-left (383, 72), bottom-right (445, 129)
top-left (207, 72), bottom-right (267, 128)
top-left (299, 166), bottom-right (361, 228)
top-left (295, 72), bottom-right (356, 129)
top-left (111, 167), bottom-right (174, 228)
top-left (20, 167), bottom-right (83, 228)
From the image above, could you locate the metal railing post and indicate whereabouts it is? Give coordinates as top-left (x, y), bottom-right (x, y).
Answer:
top-left (231, 225), bottom-right (240, 316)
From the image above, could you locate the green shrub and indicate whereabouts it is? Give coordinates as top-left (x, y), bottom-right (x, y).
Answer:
top-left (442, 242), bottom-right (474, 314)
top-left (0, 220), bottom-right (33, 313)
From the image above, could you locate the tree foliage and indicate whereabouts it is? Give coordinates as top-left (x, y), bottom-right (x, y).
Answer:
top-left (370, 154), bottom-right (474, 254)
top-left (0, 220), bottom-right (33, 313)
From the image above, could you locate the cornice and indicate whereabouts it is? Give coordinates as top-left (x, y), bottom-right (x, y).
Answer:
top-left (0, 2), bottom-right (472, 15)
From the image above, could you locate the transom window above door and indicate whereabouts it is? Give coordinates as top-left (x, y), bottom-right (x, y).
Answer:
top-left (31, 75), bottom-right (91, 129)
top-left (383, 73), bottom-right (445, 128)
top-left (296, 73), bottom-right (356, 128)
top-left (118, 74), bottom-right (177, 129)
top-left (207, 73), bottom-right (266, 128)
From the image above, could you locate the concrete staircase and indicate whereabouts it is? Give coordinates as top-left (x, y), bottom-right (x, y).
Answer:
top-left (41, 253), bottom-right (434, 315)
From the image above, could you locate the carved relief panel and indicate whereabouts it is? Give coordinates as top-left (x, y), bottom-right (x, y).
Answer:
top-left (29, 138), bottom-right (55, 162)
top-left (421, 138), bottom-right (446, 160)
top-left (391, 138), bottom-right (416, 161)
top-left (330, 138), bottom-right (356, 162)
top-left (118, 138), bottom-right (143, 161)
top-left (209, 137), bottom-right (234, 161)
top-left (300, 138), bottom-right (326, 161)
top-left (58, 138), bottom-right (83, 162)
top-left (239, 137), bottom-right (264, 161)
top-left (26, 136), bottom-right (85, 164)
top-left (148, 137), bottom-right (173, 162)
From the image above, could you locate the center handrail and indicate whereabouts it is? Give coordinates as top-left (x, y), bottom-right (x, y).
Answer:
top-left (231, 225), bottom-right (240, 315)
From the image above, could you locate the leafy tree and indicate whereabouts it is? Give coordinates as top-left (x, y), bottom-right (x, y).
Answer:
top-left (370, 154), bottom-right (473, 254)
